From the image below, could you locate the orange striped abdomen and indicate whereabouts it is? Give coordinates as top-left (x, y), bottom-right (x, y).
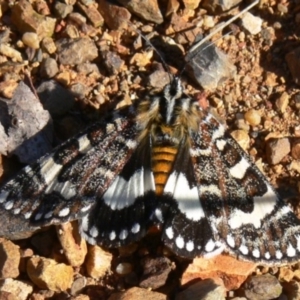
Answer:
top-left (152, 146), bottom-right (178, 196)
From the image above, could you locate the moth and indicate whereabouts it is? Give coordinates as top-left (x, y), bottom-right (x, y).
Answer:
top-left (0, 70), bottom-right (300, 264)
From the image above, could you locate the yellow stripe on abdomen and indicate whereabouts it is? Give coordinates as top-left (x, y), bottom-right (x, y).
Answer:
top-left (152, 146), bottom-right (178, 196)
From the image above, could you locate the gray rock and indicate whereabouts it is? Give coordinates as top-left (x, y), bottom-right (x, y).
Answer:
top-left (244, 274), bottom-right (282, 300)
top-left (0, 81), bottom-right (53, 163)
top-left (37, 80), bottom-right (75, 116)
top-left (40, 57), bottom-right (59, 78)
top-left (56, 37), bottom-right (98, 65)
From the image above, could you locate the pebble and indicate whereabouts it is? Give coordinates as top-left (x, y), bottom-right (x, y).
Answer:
top-left (70, 275), bottom-right (87, 296)
top-left (285, 47), bottom-right (300, 85)
top-left (69, 82), bottom-right (91, 99)
top-left (291, 141), bottom-right (300, 159)
top-left (27, 257), bottom-right (74, 292)
top-left (37, 80), bottom-right (75, 116)
top-left (115, 262), bottom-right (133, 275)
top-left (186, 42), bottom-right (236, 90)
top-left (244, 109), bottom-right (261, 126)
top-left (0, 279), bottom-right (34, 300)
top-left (139, 256), bottom-right (173, 290)
top-left (85, 245), bottom-right (112, 279)
top-left (0, 239), bottom-right (20, 279)
top-left (98, 0), bottom-right (131, 30)
top-left (241, 12), bottom-right (263, 35)
top-left (11, 0), bottom-right (56, 38)
top-left (56, 37), bottom-right (98, 65)
top-left (279, 267), bottom-right (294, 282)
top-left (181, 255), bottom-right (256, 291)
top-left (243, 274), bottom-right (282, 300)
top-left (148, 69), bottom-right (170, 89)
top-left (77, 2), bottom-right (104, 27)
top-left (0, 44), bottom-right (22, 62)
top-left (40, 57), bottom-right (59, 78)
top-left (230, 130), bottom-right (250, 150)
top-left (117, 0), bottom-right (163, 24)
top-left (22, 32), bottom-right (40, 49)
top-left (108, 287), bottom-right (167, 300)
top-left (68, 12), bottom-right (87, 25)
top-left (176, 279), bottom-right (226, 300)
top-left (182, 0), bottom-right (201, 9)
top-left (54, 1), bottom-right (73, 19)
top-left (56, 222), bottom-right (87, 267)
top-left (41, 37), bottom-right (57, 54)
top-left (266, 138), bottom-right (291, 165)
top-left (102, 51), bottom-right (124, 75)
top-left (275, 92), bottom-right (289, 113)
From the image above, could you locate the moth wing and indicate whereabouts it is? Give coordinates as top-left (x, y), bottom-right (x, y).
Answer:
top-left (160, 139), bottom-right (224, 258)
top-left (0, 109), bottom-right (137, 238)
top-left (80, 137), bottom-right (156, 247)
top-left (193, 112), bottom-right (300, 263)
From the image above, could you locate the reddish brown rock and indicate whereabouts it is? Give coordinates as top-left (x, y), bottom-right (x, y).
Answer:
top-left (0, 239), bottom-right (20, 279)
top-left (27, 257), bottom-right (74, 292)
top-left (98, 0), bottom-right (131, 30)
top-left (85, 245), bottom-right (112, 279)
top-left (266, 138), bottom-right (291, 165)
top-left (181, 255), bottom-right (257, 290)
top-left (56, 221), bottom-right (87, 267)
top-left (0, 279), bottom-right (34, 300)
top-left (77, 2), bottom-right (104, 27)
top-left (108, 287), bottom-right (167, 300)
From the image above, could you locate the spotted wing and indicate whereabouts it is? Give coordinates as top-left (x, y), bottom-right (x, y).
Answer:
top-left (192, 112), bottom-right (300, 264)
top-left (159, 139), bottom-right (224, 258)
top-left (0, 108), bottom-right (138, 238)
top-left (79, 136), bottom-right (156, 247)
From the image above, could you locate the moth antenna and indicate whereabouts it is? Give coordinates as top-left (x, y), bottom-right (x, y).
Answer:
top-left (188, 0), bottom-right (259, 54)
top-left (128, 23), bottom-right (173, 83)
top-left (178, 0), bottom-right (259, 79)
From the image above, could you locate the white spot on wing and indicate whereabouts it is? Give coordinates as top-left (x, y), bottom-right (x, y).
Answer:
top-left (212, 125), bottom-right (225, 141)
top-left (40, 156), bottom-right (63, 185)
top-left (216, 139), bottom-right (226, 151)
top-left (228, 185), bottom-right (278, 229)
top-left (89, 226), bottom-right (99, 238)
top-left (119, 229), bottom-right (128, 240)
top-left (190, 147), bottom-right (211, 157)
top-left (186, 241), bottom-right (194, 252)
top-left (287, 243), bottom-right (296, 257)
top-left (229, 157), bottom-right (250, 179)
top-left (226, 234), bottom-right (235, 248)
top-left (175, 236), bottom-right (184, 249)
top-left (78, 134), bottom-right (92, 153)
top-left (252, 249), bottom-right (260, 258)
top-left (109, 231), bottom-right (116, 240)
top-left (58, 207), bottom-right (70, 217)
top-left (154, 208), bottom-right (163, 222)
top-left (239, 244), bottom-right (249, 255)
top-left (199, 184), bottom-right (222, 197)
top-left (131, 223), bottom-right (140, 234)
top-left (205, 239), bottom-right (215, 252)
top-left (0, 190), bottom-right (9, 204)
top-left (80, 204), bottom-right (92, 213)
top-left (13, 208), bottom-right (20, 214)
top-left (276, 250), bottom-right (283, 259)
top-left (104, 168), bottom-right (155, 210)
top-left (34, 212), bottom-right (43, 221)
top-left (24, 212), bottom-right (32, 219)
top-left (126, 139), bottom-right (137, 149)
top-left (165, 227), bottom-right (174, 239)
top-left (264, 252), bottom-right (271, 260)
top-left (164, 172), bottom-right (205, 221)
top-left (4, 201), bottom-right (14, 210)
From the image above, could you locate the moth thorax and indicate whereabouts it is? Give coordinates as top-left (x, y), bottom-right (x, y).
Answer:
top-left (151, 142), bottom-right (178, 196)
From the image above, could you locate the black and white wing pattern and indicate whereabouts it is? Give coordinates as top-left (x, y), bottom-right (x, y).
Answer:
top-left (190, 111), bottom-right (300, 263)
top-left (0, 107), bottom-right (141, 238)
top-left (1, 75), bottom-right (300, 265)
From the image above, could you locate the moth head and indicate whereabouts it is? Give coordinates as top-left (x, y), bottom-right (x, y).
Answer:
top-left (163, 76), bottom-right (183, 102)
